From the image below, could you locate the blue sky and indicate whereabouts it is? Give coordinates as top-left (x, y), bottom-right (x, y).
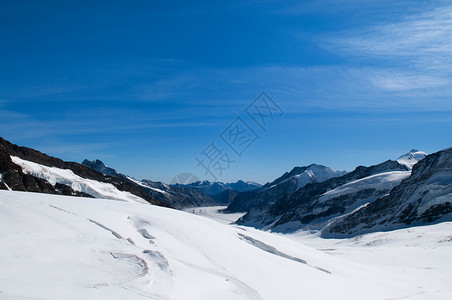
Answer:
top-left (1, 0), bottom-right (451, 184)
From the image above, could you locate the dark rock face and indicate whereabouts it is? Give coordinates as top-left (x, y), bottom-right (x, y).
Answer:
top-left (236, 160), bottom-right (408, 230)
top-left (0, 147), bottom-right (58, 194)
top-left (324, 148), bottom-right (452, 237)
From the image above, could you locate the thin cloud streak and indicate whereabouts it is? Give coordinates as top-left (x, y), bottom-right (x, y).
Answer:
top-left (321, 3), bottom-right (452, 92)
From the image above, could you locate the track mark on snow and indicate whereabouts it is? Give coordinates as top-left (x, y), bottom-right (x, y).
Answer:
top-left (48, 204), bottom-right (78, 215)
top-left (110, 252), bottom-right (149, 278)
top-left (238, 233), bottom-right (331, 274)
top-left (88, 219), bottom-right (124, 239)
top-left (143, 250), bottom-right (172, 273)
top-left (137, 228), bottom-right (155, 240)
top-left (129, 216), bottom-right (157, 244)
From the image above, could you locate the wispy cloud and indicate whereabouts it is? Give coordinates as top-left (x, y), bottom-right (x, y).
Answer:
top-left (322, 3), bottom-right (452, 91)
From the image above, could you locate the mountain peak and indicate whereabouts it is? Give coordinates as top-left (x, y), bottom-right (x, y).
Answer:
top-left (397, 150), bottom-right (427, 169)
top-left (83, 159), bottom-right (107, 167)
top-left (82, 159), bottom-right (122, 177)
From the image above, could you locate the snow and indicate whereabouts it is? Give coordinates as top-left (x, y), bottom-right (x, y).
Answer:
top-left (270, 165), bottom-right (347, 190)
top-left (183, 206), bottom-right (246, 225)
top-left (11, 156), bottom-right (148, 204)
top-left (318, 170), bottom-right (411, 203)
top-left (397, 149), bottom-right (428, 169)
top-left (411, 171), bottom-right (452, 215)
top-left (1, 191), bottom-right (452, 299)
top-left (291, 165), bottom-right (347, 189)
top-left (126, 176), bottom-right (170, 195)
top-left (285, 223), bottom-right (452, 300)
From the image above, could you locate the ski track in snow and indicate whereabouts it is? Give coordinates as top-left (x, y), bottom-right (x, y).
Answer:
top-left (237, 233), bottom-right (331, 274)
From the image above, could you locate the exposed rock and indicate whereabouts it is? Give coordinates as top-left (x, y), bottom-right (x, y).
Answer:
top-left (324, 148), bottom-right (452, 237)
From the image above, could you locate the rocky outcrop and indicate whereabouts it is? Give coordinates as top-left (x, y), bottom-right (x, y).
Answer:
top-left (237, 160), bottom-right (409, 231)
top-left (324, 148), bottom-right (452, 237)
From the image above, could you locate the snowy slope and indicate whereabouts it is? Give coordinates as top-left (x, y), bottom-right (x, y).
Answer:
top-left (11, 156), bottom-right (148, 204)
top-left (2, 190), bottom-right (451, 299)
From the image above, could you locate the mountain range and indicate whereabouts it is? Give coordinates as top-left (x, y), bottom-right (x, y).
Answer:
top-left (0, 137), bottom-right (259, 209)
top-left (229, 149), bottom-right (452, 237)
top-left (2, 136), bottom-right (451, 237)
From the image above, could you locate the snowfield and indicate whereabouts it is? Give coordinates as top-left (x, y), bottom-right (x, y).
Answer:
top-left (1, 191), bottom-right (452, 299)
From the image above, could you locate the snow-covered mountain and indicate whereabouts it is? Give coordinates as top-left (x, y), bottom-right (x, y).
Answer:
top-left (397, 149), bottom-right (427, 169)
top-left (226, 164), bottom-right (347, 213)
top-left (2, 190), bottom-right (451, 299)
top-left (234, 149), bottom-right (451, 237)
top-left (325, 147), bottom-right (452, 237)
top-left (237, 160), bottom-right (409, 231)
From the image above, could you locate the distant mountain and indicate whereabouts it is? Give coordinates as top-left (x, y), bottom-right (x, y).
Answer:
top-left (397, 149), bottom-right (427, 169)
top-left (81, 160), bottom-right (232, 208)
top-left (237, 160), bottom-right (409, 231)
top-left (225, 164), bottom-right (347, 213)
top-left (233, 149), bottom-right (449, 236)
top-left (180, 180), bottom-right (261, 196)
top-left (324, 148), bottom-right (452, 237)
top-left (81, 159), bottom-right (234, 208)
top-left (82, 159), bottom-right (125, 178)
top-left (138, 179), bottom-right (219, 208)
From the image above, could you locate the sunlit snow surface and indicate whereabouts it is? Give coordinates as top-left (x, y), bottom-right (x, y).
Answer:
top-left (1, 191), bottom-right (452, 299)
top-left (11, 156), bottom-right (148, 204)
